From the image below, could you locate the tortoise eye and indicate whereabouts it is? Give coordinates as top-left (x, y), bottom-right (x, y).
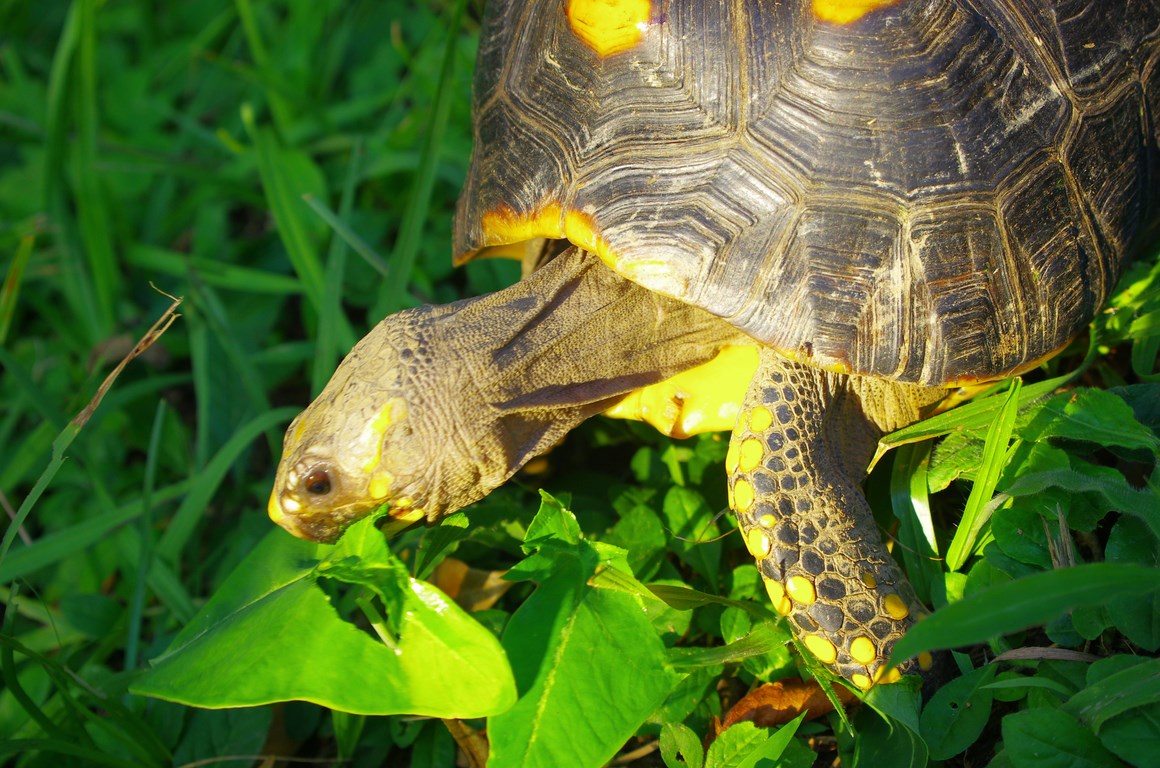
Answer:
top-left (303, 469), bottom-right (332, 496)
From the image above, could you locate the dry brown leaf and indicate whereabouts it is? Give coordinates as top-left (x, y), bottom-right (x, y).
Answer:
top-left (720, 678), bottom-right (857, 731)
top-left (430, 557), bottom-right (512, 612)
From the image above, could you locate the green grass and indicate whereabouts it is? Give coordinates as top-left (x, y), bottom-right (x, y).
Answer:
top-left (2, 2), bottom-right (1159, 767)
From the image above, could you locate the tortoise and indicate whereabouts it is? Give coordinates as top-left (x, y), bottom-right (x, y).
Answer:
top-left (269, 0), bottom-right (1160, 688)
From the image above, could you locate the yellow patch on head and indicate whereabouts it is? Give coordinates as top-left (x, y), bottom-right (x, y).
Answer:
top-left (391, 506), bottom-right (426, 523)
top-left (745, 528), bottom-right (772, 559)
top-left (738, 438), bottom-right (764, 472)
top-left (567, 0), bottom-right (651, 57)
top-left (758, 514), bottom-right (776, 529)
top-left (764, 578), bottom-right (793, 615)
top-left (884, 593), bottom-right (910, 620)
top-left (747, 405), bottom-right (773, 433)
top-left (786, 576), bottom-right (816, 606)
top-left (732, 478), bottom-right (754, 512)
top-left (851, 673), bottom-right (873, 690)
top-left (267, 492), bottom-right (285, 523)
top-left (849, 636), bottom-right (877, 665)
top-left (362, 400), bottom-right (404, 475)
top-left (861, 571), bottom-right (878, 589)
top-left (918, 651), bottom-right (934, 671)
top-left (813, 0), bottom-right (902, 24)
top-left (368, 472), bottom-right (393, 502)
top-left (804, 635), bottom-right (838, 665)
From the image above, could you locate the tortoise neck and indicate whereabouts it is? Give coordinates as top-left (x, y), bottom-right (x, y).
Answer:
top-left (416, 248), bottom-right (739, 512)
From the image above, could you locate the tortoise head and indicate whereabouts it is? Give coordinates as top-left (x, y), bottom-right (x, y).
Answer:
top-left (268, 309), bottom-right (452, 542)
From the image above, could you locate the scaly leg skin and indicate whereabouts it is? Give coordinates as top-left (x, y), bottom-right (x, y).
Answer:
top-left (727, 348), bottom-right (943, 689)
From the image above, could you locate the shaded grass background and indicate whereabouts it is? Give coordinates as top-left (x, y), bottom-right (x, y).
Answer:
top-left (2, 1), bottom-right (1159, 766)
top-left (0, 0), bottom-right (518, 762)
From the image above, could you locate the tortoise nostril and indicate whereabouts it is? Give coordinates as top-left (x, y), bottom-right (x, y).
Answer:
top-left (303, 469), bottom-right (332, 496)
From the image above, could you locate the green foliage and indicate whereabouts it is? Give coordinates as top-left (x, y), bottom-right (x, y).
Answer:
top-left (2, 1), bottom-right (1160, 766)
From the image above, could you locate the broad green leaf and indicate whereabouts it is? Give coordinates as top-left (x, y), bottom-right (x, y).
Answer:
top-left (1063, 656), bottom-right (1160, 732)
top-left (1098, 702), bottom-right (1160, 767)
top-left (1002, 708), bottom-right (1121, 768)
top-left (133, 523), bottom-right (515, 717)
top-left (661, 722), bottom-right (705, 768)
top-left (1019, 389), bottom-right (1160, 454)
top-left (661, 486), bottom-right (722, 586)
top-left (848, 701), bottom-right (929, 768)
top-left (919, 665), bottom-right (995, 760)
top-left (890, 563), bottom-right (1160, 667)
top-left (667, 622), bottom-right (790, 672)
top-left (523, 489), bottom-right (581, 549)
top-left (1104, 516), bottom-right (1160, 650)
top-left (704, 715), bottom-right (804, 768)
top-left (488, 542), bottom-right (680, 768)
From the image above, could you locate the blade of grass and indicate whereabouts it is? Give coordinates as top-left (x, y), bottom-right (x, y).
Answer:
top-left (125, 400), bottom-right (166, 671)
top-left (43, 1), bottom-right (102, 339)
top-left (155, 406), bottom-right (301, 565)
top-left (302, 193), bottom-right (391, 281)
top-left (880, 373), bottom-right (1069, 453)
top-left (234, 0), bottom-right (293, 135)
top-left (0, 295), bottom-right (182, 570)
top-left (890, 441), bottom-right (941, 605)
top-left (1, 586), bottom-right (72, 742)
top-left (373, 0), bottom-right (469, 318)
top-left (72, 0), bottom-right (120, 332)
top-left (0, 481), bottom-right (190, 584)
top-left (126, 244), bottom-right (304, 295)
top-left (946, 378), bottom-right (1022, 571)
top-left (187, 282), bottom-right (280, 452)
top-left (0, 234), bottom-right (34, 345)
top-left (242, 103), bottom-right (327, 313)
top-left (309, 138), bottom-right (363, 395)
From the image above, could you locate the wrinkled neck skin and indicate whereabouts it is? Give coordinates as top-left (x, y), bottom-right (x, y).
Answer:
top-left (270, 248), bottom-right (742, 542)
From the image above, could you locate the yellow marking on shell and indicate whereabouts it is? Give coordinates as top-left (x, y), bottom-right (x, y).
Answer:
top-left (918, 652), bottom-right (934, 671)
top-left (786, 576), bottom-right (816, 606)
top-left (566, 0), bottom-right (651, 57)
top-left (851, 673), bottom-right (873, 690)
top-left (732, 478), bottom-right (754, 512)
top-left (813, 0), bottom-right (902, 25)
top-left (747, 405), bottom-right (773, 433)
top-left (605, 346), bottom-right (757, 438)
top-left (884, 593), bottom-right (910, 620)
top-left (564, 210), bottom-right (615, 265)
top-left (873, 665), bottom-right (902, 685)
top-left (804, 635), bottom-right (838, 665)
top-left (758, 514), bottom-right (776, 529)
top-left (861, 571), bottom-right (878, 589)
top-left (745, 528), bottom-right (772, 559)
top-left (763, 578), bottom-right (793, 616)
top-left (477, 204), bottom-right (565, 255)
top-left (738, 438), bottom-right (763, 472)
top-left (849, 636), bottom-right (877, 665)
top-left (725, 441), bottom-right (740, 473)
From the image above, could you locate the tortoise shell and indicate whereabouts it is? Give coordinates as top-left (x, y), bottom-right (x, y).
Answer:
top-left (454, 0), bottom-right (1160, 386)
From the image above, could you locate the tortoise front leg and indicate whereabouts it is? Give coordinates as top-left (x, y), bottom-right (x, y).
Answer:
top-left (727, 348), bottom-right (941, 688)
